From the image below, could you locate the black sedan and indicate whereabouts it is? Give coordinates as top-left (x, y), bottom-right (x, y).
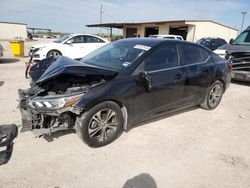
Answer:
top-left (19, 38), bottom-right (232, 147)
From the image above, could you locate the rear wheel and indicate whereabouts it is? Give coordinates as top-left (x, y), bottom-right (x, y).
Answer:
top-left (46, 50), bottom-right (62, 58)
top-left (75, 101), bottom-right (124, 147)
top-left (200, 80), bottom-right (224, 110)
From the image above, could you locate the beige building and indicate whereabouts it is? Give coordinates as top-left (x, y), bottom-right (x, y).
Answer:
top-left (87, 20), bottom-right (238, 42)
top-left (0, 21), bottom-right (28, 40)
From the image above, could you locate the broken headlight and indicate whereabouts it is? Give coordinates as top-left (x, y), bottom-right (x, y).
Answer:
top-left (30, 93), bottom-right (83, 109)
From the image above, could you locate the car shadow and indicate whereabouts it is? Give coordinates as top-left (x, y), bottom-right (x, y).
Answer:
top-left (0, 58), bottom-right (20, 64)
top-left (122, 173), bottom-right (157, 188)
top-left (128, 106), bottom-right (199, 131)
top-left (43, 129), bottom-right (76, 142)
top-left (232, 80), bottom-right (250, 86)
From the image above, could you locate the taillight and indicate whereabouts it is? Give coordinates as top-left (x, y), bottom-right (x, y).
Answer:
top-left (28, 65), bottom-right (32, 73)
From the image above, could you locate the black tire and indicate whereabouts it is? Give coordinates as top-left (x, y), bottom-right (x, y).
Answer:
top-left (200, 80), bottom-right (224, 110)
top-left (46, 50), bottom-right (62, 58)
top-left (75, 101), bottom-right (124, 147)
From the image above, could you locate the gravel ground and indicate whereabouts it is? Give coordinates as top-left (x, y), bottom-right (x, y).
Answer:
top-left (0, 39), bottom-right (250, 188)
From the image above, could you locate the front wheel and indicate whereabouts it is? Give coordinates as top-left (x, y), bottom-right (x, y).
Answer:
top-left (75, 101), bottom-right (124, 147)
top-left (200, 80), bottom-right (224, 110)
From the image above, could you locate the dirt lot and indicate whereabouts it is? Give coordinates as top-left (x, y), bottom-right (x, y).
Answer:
top-left (0, 40), bottom-right (250, 188)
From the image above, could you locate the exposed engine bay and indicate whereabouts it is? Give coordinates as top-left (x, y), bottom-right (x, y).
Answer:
top-left (27, 74), bottom-right (105, 97)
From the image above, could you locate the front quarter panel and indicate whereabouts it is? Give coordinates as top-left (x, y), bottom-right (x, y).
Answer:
top-left (76, 75), bottom-right (136, 119)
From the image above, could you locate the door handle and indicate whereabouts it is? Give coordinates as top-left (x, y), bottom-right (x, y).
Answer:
top-left (203, 68), bottom-right (213, 73)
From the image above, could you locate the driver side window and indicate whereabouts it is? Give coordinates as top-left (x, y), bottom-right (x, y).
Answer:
top-left (145, 44), bottom-right (179, 71)
top-left (68, 36), bottom-right (85, 43)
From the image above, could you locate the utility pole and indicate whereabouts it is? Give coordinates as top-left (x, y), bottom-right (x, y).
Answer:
top-left (99, 4), bottom-right (104, 36)
top-left (240, 11), bottom-right (247, 32)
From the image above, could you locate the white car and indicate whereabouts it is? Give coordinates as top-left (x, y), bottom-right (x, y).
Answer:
top-left (30, 34), bottom-right (109, 61)
top-left (213, 48), bottom-right (227, 58)
top-left (149, 34), bottom-right (184, 40)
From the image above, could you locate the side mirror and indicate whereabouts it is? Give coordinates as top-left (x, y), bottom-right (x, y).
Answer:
top-left (139, 72), bottom-right (152, 92)
top-left (229, 39), bottom-right (234, 44)
top-left (65, 40), bottom-right (72, 44)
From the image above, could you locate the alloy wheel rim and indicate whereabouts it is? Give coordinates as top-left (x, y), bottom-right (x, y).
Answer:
top-left (88, 109), bottom-right (118, 142)
top-left (208, 84), bottom-right (223, 108)
top-left (49, 51), bottom-right (60, 57)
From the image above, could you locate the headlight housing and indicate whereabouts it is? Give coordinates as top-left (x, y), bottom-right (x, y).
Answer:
top-left (30, 93), bottom-right (83, 110)
top-left (30, 46), bottom-right (46, 54)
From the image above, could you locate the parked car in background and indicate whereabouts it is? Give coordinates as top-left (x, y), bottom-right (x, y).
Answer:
top-left (149, 34), bottom-right (184, 40)
top-left (214, 26), bottom-right (250, 59)
top-left (19, 38), bottom-right (231, 147)
top-left (214, 26), bottom-right (250, 82)
top-left (29, 34), bottom-right (109, 61)
top-left (214, 45), bottom-right (228, 58)
top-left (196, 37), bottom-right (227, 51)
top-left (0, 44), bottom-right (4, 57)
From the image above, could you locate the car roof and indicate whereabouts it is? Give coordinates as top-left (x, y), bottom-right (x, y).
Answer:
top-left (116, 38), bottom-right (168, 46)
top-left (69, 33), bottom-right (104, 38)
top-left (149, 34), bottom-right (182, 37)
top-left (116, 37), bottom-right (196, 48)
top-left (67, 33), bottom-right (108, 42)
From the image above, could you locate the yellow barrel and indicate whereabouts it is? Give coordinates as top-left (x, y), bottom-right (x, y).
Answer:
top-left (10, 41), bottom-right (24, 57)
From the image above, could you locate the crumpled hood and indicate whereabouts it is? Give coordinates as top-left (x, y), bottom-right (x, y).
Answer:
top-left (36, 56), bottom-right (118, 85)
top-left (218, 44), bottom-right (250, 53)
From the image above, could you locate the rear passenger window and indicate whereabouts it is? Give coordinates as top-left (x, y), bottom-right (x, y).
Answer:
top-left (211, 53), bottom-right (222, 61)
top-left (84, 36), bottom-right (105, 43)
top-left (145, 44), bottom-right (179, 71)
top-left (180, 44), bottom-right (202, 66)
top-left (200, 48), bottom-right (210, 61)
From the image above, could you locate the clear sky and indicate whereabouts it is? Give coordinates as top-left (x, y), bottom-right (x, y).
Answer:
top-left (0, 0), bottom-right (250, 34)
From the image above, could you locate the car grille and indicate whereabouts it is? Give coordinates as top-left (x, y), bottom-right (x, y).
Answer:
top-left (228, 52), bottom-right (250, 72)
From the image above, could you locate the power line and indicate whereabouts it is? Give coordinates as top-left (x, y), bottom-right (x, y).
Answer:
top-left (240, 11), bottom-right (247, 32)
top-left (99, 4), bottom-right (104, 35)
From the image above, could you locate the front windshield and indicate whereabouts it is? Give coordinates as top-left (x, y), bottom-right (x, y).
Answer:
top-left (54, 35), bottom-right (72, 43)
top-left (81, 41), bottom-right (150, 71)
top-left (233, 31), bottom-right (250, 45)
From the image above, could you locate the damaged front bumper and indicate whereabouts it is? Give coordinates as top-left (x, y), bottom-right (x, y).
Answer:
top-left (18, 89), bottom-right (83, 137)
